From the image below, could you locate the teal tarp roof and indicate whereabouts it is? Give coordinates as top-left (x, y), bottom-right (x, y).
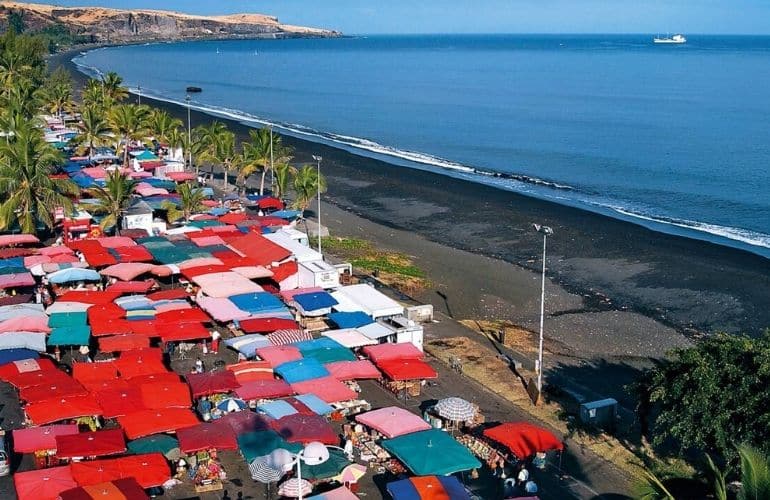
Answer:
top-left (135, 150), bottom-right (158, 161)
top-left (47, 325), bottom-right (91, 346)
top-left (381, 429), bottom-right (481, 476)
top-left (48, 311), bottom-right (88, 328)
top-left (237, 430), bottom-right (301, 462)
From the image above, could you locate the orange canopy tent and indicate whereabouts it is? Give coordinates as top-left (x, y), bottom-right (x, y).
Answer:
top-left (483, 422), bottom-right (563, 459)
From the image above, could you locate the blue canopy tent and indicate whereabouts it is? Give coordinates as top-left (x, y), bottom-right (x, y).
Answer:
top-left (47, 268), bottom-right (101, 284)
top-left (386, 476), bottom-right (470, 500)
top-left (47, 325), bottom-right (91, 346)
top-left (294, 394), bottom-right (334, 415)
top-left (223, 334), bottom-right (272, 359)
top-left (327, 311), bottom-right (374, 329)
top-left (0, 348), bottom-right (39, 366)
top-left (292, 291), bottom-right (338, 317)
top-left (228, 292), bottom-right (287, 316)
top-left (208, 207), bottom-right (229, 216)
top-left (257, 400), bottom-right (299, 420)
top-left (269, 210), bottom-right (302, 220)
top-left (274, 358), bottom-right (329, 384)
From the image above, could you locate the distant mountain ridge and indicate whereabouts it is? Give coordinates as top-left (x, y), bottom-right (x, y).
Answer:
top-left (0, 1), bottom-right (341, 44)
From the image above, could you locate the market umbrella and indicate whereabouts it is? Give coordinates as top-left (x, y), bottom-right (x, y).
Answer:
top-left (249, 457), bottom-right (285, 483)
top-left (47, 267), bottom-right (101, 284)
top-left (299, 449), bottom-right (350, 480)
top-left (332, 463), bottom-right (367, 484)
top-left (434, 397), bottom-right (476, 421)
top-left (278, 478), bottom-right (313, 498)
top-left (126, 434), bottom-right (181, 460)
top-left (217, 397), bottom-right (247, 413)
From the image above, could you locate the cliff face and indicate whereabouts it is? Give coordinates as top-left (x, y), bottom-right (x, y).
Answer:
top-left (0, 2), bottom-right (341, 43)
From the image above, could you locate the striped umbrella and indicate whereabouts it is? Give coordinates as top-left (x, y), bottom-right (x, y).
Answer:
top-left (266, 329), bottom-right (312, 346)
top-left (249, 458), bottom-right (284, 484)
top-left (277, 478), bottom-right (313, 498)
top-left (434, 397), bottom-right (476, 421)
top-left (217, 397), bottom-right (247, 413)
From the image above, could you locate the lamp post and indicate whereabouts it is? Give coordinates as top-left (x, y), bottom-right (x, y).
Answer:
top-left (185, 94), bottom-right (192, 173)
top-left (311, 155), bottom-right (323, 256)
top-left (270, 442), bottom-right (329, 500)
top-left (532, 223), bottom-right (553, 397)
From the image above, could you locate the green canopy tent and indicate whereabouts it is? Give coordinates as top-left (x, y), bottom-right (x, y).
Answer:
top-left (187, 220), bottom-right (224, 229)
top-left (302, 348), bottom-right (357, 365)
top-left (48, 311), bottom-right (88, 328)
top-left (127, 434), bottom-right (181, 460)
top-left (47, 325), bottom-right (91, 346)
top-left (237, 430), bottom-right (302, 463)
top-left (381, 429), bottom-right (481, 476)
top-left (299, 449), bottom-right (350, 480)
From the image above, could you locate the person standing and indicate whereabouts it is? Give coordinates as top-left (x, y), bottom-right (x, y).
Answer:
top-left (210, 330), bottom-right (221, 354)
top-left (195, 357), bottom-right (204, 373)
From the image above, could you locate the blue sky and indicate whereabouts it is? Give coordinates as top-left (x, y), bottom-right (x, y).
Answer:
top-left (41, 1), bottom-right (770, 35)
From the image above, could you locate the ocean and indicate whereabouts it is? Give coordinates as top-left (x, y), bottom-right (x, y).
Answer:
top-left (72, 34), bottom-right (770, 258)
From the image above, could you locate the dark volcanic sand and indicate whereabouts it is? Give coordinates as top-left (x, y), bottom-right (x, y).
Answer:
top-left (53, 51), bottom-right (770, 353)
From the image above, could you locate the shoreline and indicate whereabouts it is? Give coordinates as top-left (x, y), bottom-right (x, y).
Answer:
top-left (52, 49), bottom-right (770, 344)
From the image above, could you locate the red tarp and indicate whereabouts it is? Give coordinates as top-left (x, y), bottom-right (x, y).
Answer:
top-left (89, 318), bottom-right (135, 337)
top-left (118, 347), bottom-right (164, 361)
top-left (58, 478), bottom-right (149, 500)
top-left (362, 343), bottom-right (425, 363)
top-left (218, 212), bottom-right (249, 225)
top-left (70, 453), bottom-right (170, 488)
top-left (176, 422), bottom-right (238, 453)
top-left (185, 370), bottom-right (240, 397)
top-left (324, 360), bottom-right (382, 381)
top-left (226, 360), bottom-right (274, 383)
top-left (155, 308), bottom-right (211, 324)
top-left (118, 408), bottom-right (199, 440)
top-left (290, 376), bottom-right (358, 404)
top-left (482, 422), bottom-right (564, 459)
top-left (376, 359), bottom-right (438, 381)
top-left (272, 414), bottom-right (337, 445)
top-left (257, 197), bottom-right (284, 210)
top-left (106, 280), bottom-right (156, 294)
top-left (13, 465), bottom-right (78, 500)
top-left (0, 357), bottom-right (56, 385)
top-left (87, 303), bottom-right (126, 322)
top-left (20, 377), bottom-right (88, 403)
top-left (124, 371), bottom-right (180, 386)
top-left (3, 365), bottom-right (70, 389)
top-left (125, 320), bottom-right (157, 337)
top-left (95, 387), bottom-right (146, 418)
top-left (235, 379), bottom-right (294, 400)
top-left (238, 317), bottom-right (299, 334)
top-left (78, 378), bottom-right (131, 394)
top-left (179, 264), bottom-right (229, 280)
top-left (56, 291), bottom-right (121, 305)
top-left (227, 233), bottom-right (292, 266)
top-left (113, 246), bottom-right (153, 262)
top-left (147, 289), bottom-right (189, 301)
top-left (113, 355), bottom-right (168, 379)
top-left (158, 322), bottom-right (210, 342)
top-left (25, 394), bottom-right (103, 425)
top-left (55, 429), bottom-right (126, 459)
top-left (72, 361), bottom-right (118, 385)
top-left (13, 424), bottom-right (78, 453)
top-left (139, 381), bottom-right (192, 409)
top-left (83, 251), bottom-right (118, 268)
top-left (269, 261), bottom-right (298, 284)
top-left (99, 334), bottom-right (150, 352)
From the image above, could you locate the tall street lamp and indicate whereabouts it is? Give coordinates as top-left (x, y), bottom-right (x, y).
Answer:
top-left (312, 155), bottom-right (323, 256)
top-left (532, 223), bottom-right (553, 398)
top-left (185, 94), bottom-right (192, 173)
top-left (270, 442), bottom-right (330, 500)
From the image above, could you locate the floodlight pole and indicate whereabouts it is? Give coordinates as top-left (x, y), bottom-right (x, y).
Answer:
top-left (533, 224), bottom-right (553, 396)
top-left (312, 155), bottom-right (323, 257)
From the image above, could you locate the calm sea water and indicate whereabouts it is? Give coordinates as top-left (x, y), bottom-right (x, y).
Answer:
top-left (73, 35), bottom-right (770, 257)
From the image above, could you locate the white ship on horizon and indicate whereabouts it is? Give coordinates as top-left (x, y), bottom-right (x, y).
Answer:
top-left (653, 34), bottom-right (686, 44)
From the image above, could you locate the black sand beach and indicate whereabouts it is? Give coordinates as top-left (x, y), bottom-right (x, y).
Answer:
top-left (52, 49), bottom-right (770, 364)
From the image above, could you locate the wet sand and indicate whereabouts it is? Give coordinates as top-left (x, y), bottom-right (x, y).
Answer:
top-left (53, 50), bottom-right (770, 363)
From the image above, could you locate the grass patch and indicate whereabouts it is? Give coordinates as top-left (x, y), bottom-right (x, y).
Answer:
top-left (322, 236), bottom-right (429, 293)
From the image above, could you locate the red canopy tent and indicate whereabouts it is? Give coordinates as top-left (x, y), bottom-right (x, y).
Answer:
top-left (25, 394), bottom-right (103, 425)
top-left (55, 429), bottom-right (126, 459)
top-left (0, 357), bottom-right (56, 385)
top-left (362, 343), bottom-right (425, 363)
top-left (13, 424), bottom-right (78, 453)
top-left (58, 478), bottom-right (149, 500)
top-left (125, 320), bottom-right (157, 337)
top-left (218, 212), bottom-right (249, 225)
top-left (79, 377), bottom-right (131, 394)
top-left (124, 371), bottom-right (181, 386)
top-left (106, 280), bottom-right (156, 294)
top-left (324, 360), bottom-right (382, 381)
top-left (185, 370), bottom-right (240, 398)
top-left (118, 347), bottom-right (164, 361)
top-left (139, 381), bottom-right (192, 409)
top-left (94, 387), bottom-right (147, 418)
top-left (256, 197), bottom-right (284, 211)
top-left (234, 378), bottom-right (294, 400)
top-left (210, 408), bottom-right (271, 435)
top-left (272, 414), bottom-right (337, 445)
top-left (157, 322), bottom-right (211, 342)
top-left (482, 422), bottom-right (564, 459)
top-left (72, 361), bottom-right (118, 385)
top-left (290, 376), bottom-right (358, 404)
top-left (113, 245), bottom-right (154, 263)
top-left (19, 377), bottom-right (88, 403)
top-left (87, 303), bottom-right (126, 323)
top-left (254, 345), bottom-right (302, 368)
top-left (70, 453), bottom-right (171, 488)
top-left (13, 466), bottom-right (78, 500)
top-left (226, 360), bottom-right (274, 383)
top-left (89, 318), bottom-right (136, 337)
top-left (3, 366), bottom-right (70, 389)
top-left (155, 308), bottom-right (211, 324)
top-left (147, 289), bottom-right (190, 301)
top-left (56, 291), bottom-right (121, 305)
top-left (176, 422), bottom-right (238, 453)
top-left (113, 355), bottom-right (168, 379)
top-left (238, 317), bottom-right (299, 334)
top-left (227, 233), bottom-right (292, 266)
top-left (375, 359), bottom-right (438, 381)
top-left (178, 264), bottom-right (229, 280)
top-left (117, 408), bottom-right (199, 440)
top-left (99, 334), bottom-right (150, 352)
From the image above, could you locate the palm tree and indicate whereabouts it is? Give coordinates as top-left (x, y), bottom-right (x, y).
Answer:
top-left (239, 127), bottom-right (292, 195)
top-left (147, 109), bottom-right (182, 145)
top-left (161, 183), bottom-right (206, 223)
top-left (273, 161), bottom-right (297, 200)
top-left (737, 445), bottom-right (770, 500)
top-left (0, 120), bottom-right (78, 233)
top-left (76, 106), bottom-right (112, 159)
top-left (101, 72), bottom-right (128, 103)
top-left (634, 469), bottom-right (675, 500)
top-left (291, 164), bottom-right (327, 212)
top-left (91, 169), bottom-right (136, 235)
top-left (37, 81), bottom-right (72, 120)
top-left (81, 78), bottom-right (105, 109)
top-left (108, 104), bottom-right (150, 167)
top-left (197, 121), bottom-right (237, 189)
